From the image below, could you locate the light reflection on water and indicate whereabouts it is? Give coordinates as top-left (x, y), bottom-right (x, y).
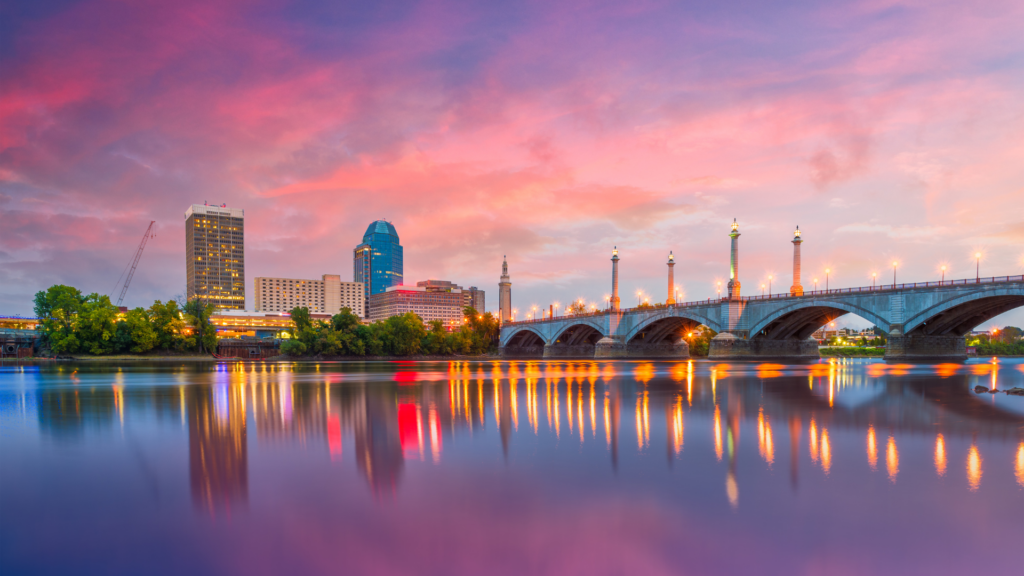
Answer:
top-left (1, 358), bottom-right (1024, 576)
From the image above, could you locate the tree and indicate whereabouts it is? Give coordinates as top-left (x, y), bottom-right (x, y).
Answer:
top-left (114, 308), bottom-right (157, 353)
top-left (77, 294), bottom-right (120, 355)
top-left (183, 298), bottom-right (217, 353)
top-left (568, 301), bottom-right (588, 315)
top-left (34, 285), bottom-right (86, 353)
top-left (686, 325), bottom-right (717, 357)
top-left (149, 300), bottom-right (190, 350)
top-left (280, 339), bottom-right (307, 356)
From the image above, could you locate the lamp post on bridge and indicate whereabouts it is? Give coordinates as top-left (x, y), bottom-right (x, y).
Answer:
top-left (610, 247), bottom-right (621, 312)
top-left (813, 278), bottom-right (818, 291)
top-left (872, 272), bottom-right (877, 289)
top-left (976, 253), bottom-right (981, 282)
top-left (892, 261), bottom-right (897, 288)
top-left (768, 275), bottom-right (773, 298)
top-left (717, 281), bottom-right (722, 300)
top-left (941, 265), bottom-right (946, 284)
top-left (825, 268), bottom-right (830, 292)
top-left (666, 251), bottom-right (676, 305)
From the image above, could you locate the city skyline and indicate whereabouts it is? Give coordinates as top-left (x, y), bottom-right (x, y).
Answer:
top-left (2, 1), bottom-right (1023, 329)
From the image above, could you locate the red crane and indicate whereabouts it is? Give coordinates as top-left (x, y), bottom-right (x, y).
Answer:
top-left (115, 221), bottom-right (156, 307)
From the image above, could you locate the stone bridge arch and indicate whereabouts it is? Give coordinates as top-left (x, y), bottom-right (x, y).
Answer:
top-left (500, 325), bottom-right (547, 349)
top-left (748, 299), bottom-right (891, 340)
top-left (903, 285), bottom-right (1024, 336)
top-left (544, 319), bottom-right (608, 358)
top-left (620, 309), bottom-right (719, 358)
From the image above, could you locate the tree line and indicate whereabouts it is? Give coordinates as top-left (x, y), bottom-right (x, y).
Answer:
top-left (33, 285), bottom-right (217, 355)
top-left (280, 306), bottom-right (500, 357)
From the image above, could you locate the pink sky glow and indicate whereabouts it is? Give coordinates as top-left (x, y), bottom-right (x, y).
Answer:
top-left (1, 0), bottom-right (1022, 327)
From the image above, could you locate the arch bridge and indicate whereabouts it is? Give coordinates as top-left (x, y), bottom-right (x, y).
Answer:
top-left (499, 276), bottom-right (1024, 361)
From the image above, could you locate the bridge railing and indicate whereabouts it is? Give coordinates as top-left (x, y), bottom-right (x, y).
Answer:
top-left (503, 274), bottom-right (1024, 326)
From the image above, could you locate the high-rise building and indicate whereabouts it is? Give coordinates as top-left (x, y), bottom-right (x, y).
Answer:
top-left (254, 274), bottom-right (364, 316)
top-left (185, 204), bottom-right (245, 309)
top-left (354, 220), bottom-right (403, 318)
top-left (499, 256), bottom-right (511, 322)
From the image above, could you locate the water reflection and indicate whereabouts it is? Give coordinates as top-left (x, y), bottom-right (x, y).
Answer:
top-left (4, 359), bottom-right (1024, 575)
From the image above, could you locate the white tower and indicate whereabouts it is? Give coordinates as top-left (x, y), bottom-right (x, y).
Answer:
top-left (790, 226), bottom-right (804, 296)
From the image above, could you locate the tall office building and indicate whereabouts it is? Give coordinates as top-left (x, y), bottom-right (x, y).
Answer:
top-left (354, 220), bottom-right (403, 318)
top-left (185, 204), bottom-right (245, 309)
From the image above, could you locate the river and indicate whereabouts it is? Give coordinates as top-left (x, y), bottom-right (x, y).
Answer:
top-left (1, 358), bottom-right (1022, 575)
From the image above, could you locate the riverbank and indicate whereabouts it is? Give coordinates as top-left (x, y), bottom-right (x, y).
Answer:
top-left (819, 347), bottom-right (885, 357)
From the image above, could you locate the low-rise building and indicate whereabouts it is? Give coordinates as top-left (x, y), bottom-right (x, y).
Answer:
top-left (254, 274), bottom-right (364, 316)
top-left (210, 310), bottom-right (334, 338)
top-left (369, 282), bottom-right (466, 327)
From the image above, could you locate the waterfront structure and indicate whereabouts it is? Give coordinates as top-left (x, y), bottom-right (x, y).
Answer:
top-left (611, 247), bottom-right (620, 311)
top-left (209, 309), bottom-right (335, 338)
top-left (185, 204), bottom-right (245, 309)
top-left (500, 220), bottom-right (1024, 361)
top-left (727, 219), bottom-right (741, 299)
top-left (254, 275), bottom-right (364, 316)
top-left (666, 252), bottom-right (676, 305)
top-left (369, 282), bottom-right (465, 326)
top-left (791, 226), bottom-right (804, 296)
top-left (499, 256), bottom-right (512, 322)
top-left (354, 220), bottom-right (404, 318)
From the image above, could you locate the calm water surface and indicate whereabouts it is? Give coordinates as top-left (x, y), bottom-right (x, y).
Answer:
top-left (2, 359), bottom-right (1023, 575)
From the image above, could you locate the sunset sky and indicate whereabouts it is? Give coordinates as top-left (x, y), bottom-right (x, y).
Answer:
top-left (2, 0), bottom-right (1022, 327)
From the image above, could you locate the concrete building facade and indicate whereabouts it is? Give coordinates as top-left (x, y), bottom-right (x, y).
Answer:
top-left (254, 275), bottom-right (364, 316)
top-left (185, 204), bottom-right (245, 309)
top-left (369, 283), bottom-right (465, 327)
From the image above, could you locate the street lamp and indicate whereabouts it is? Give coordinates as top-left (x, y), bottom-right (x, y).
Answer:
top-left (872, 272), bottom-right (877, 289)
top-left (814, 278), bottom-right (818, 291)
top-left (604, 295), bottom-right (610, 310)
top-left (940, 265), bottom-right (946, 283)
top-left (717, 281), bottom-right (722, 300)
top-left (768, 275), bottom-right (773, 297)
top-left (636, 289), bottom-right (642, 306)
top-left (825, 268), bottom-right (830, 292)
top-left (975, 252), bottom-right (981, 281)
top-left (761, 283), bottom-right (765, 297)
top-left (892, 261), bottom-right (897, 288)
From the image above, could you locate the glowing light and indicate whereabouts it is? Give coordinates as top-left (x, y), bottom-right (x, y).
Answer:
top-left (714, 406), bottom-right (723, 461)
top-left (1015, 443), bottom-right (1024, 488)
top-left (886, 436), bottom-right (899, 482)
top-left (809, 419), bottom-right (819, 462)
top-left (934, 434), bottom-right (947, 477)
top-left (967, 445), bottom-right (982, 491)
top-left (866, 426), bottom-right (877, 470)
top-left (820, 429), bottom-right (831, 475)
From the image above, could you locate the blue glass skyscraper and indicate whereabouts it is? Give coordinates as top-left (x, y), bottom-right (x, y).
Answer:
top-left (353, 220), bottom-right (404, 318)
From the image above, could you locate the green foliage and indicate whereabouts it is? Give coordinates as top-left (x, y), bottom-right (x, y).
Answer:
top-left (686, 325), bottom-right (717, 357)
top-left (183, 298), bottom-right (217, 353)
top-left (280, 339), bottom-right (307, 356)
top-left (114, 308), bottom-right (158, 353)
top-left (77, 294), bottom-right (120, 354)
top-left (820, 347), bottom-right (885, 357)
top-left (282, 305), bottom-right (498, 358)
top-left (34, 285), bottom-right (86, 353)
top-left (149, 300), bottom-right (192, 351)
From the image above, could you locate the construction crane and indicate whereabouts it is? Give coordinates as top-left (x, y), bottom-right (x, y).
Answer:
top-left (114, 221), bottom-right (156, 307)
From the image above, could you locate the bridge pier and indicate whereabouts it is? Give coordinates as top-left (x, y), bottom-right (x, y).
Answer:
top-left (885, 331), bottom-right (966, 362)
top-left (594, 336), bottom-right (627, 358)
top-left (499, 344), bottom-right (545, 358)
top-left (708, 333), bottom-right (819, 361)
top-left (543, 343), bottom-right (597, 358)
top-left (626, 339), bottom-right (689, 358)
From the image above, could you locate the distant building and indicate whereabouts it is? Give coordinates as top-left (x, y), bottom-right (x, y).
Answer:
top-left (210, 309), bottom-right (335, 338)
top-left (416, 280), bottom-right (485, 314)
top-left (354, 220), bottom-right (403, 318)
top-left (185, 204), bottom-right (245, 309)
top-left (254, 275), bottom-right (364, 316)
top-left (464, 286), bottom-right (485, 313)
top-left (369, 283), bottom-right (465, 327)
top-left (499, 256), bottom-right (511, 322)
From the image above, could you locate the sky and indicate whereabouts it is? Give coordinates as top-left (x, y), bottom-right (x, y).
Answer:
top-left (1, 0), bottom-right (1023, 328)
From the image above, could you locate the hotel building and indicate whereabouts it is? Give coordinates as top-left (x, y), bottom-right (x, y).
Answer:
top-left (368, 281), bottom-right (465, 327)
top-left (254, 274), bottom-right (364, 316)
top-left (185, 204), bottom-right (245, 309)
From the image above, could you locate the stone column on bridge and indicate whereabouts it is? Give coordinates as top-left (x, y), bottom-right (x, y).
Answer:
top-left (610, 246), bottom-right (621, 311)
top-left (596, 246), bottom-right (627, 357)
top-left (728, 219), bottom-right (741, 299)
top-left (666, 251), bottom-right (676, 305)
top-left (790, 226), bottom-right (804, 296)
